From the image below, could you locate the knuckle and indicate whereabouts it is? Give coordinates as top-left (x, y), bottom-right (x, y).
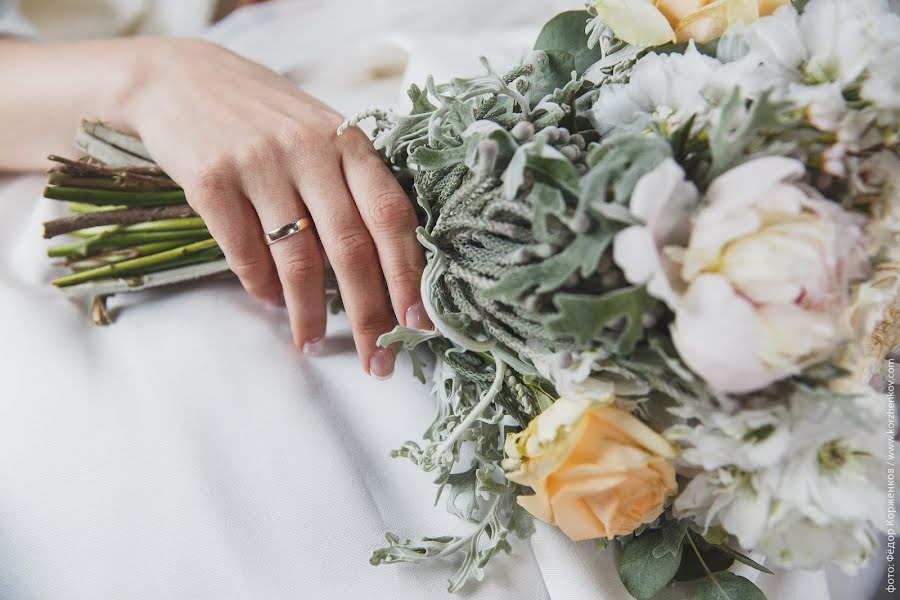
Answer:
top-left (233, 136), bottom-right (271, 170)
top-left (227, 252), bottom-right (275, 290)
top-left (354, 314), bottom-right (395, 338)
top-left (387, 266), bottom-right (420, 295)
top-left (368, 189), bottom-right (416, 232)
top-left (190, 161), bottom-right (233, 208)
top-left (331, 229), bottom-right (376, 269)
top-left (280, 247), bottom-right (324, 283)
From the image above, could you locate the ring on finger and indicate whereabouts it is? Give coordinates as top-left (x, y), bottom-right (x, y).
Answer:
top-left (264, 216), bottom-right (314, 246)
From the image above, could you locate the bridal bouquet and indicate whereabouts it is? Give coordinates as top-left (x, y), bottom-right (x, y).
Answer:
top-left (39, 0), bottom-right (898, 598)
top-left (347, 0), bottom-right (899, 597)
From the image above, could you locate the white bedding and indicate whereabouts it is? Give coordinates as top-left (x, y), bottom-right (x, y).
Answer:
top-left (0, 1), bottom-right (886, 598)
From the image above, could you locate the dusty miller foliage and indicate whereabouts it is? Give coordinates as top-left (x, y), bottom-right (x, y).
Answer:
top-left (345, 10), bottom-right (803, 593)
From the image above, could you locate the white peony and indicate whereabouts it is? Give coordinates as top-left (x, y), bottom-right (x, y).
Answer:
top-left (612, 158), bottom-right (698, 308)
top-left (614, 156), bottom-right (869, 393)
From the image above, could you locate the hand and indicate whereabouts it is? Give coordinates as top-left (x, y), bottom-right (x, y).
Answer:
top-left (123, 39), bottom-right (429, 377)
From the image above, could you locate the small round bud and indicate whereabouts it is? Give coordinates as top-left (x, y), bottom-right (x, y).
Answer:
top-left (559, 144), bottom-right (580, 161)
top-left (571, 213), bottom-right (592, 233)
top-left (541, 126), bottom-right (560, 144)
top-left (556, 127), bottom-right (571, 145)
top-left (511, 121), bottom-right (535, 143)
top-left (571, 134), bottom-right (586, 150)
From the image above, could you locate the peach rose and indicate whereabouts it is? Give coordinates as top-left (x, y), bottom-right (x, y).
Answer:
top-left (502, 396), bottom-right (677, 541)
top-left (591, 0), bottom-right (791, 47)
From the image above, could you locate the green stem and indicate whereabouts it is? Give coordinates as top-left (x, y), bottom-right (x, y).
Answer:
top-left (66, 241), bottom-right (193, 270)
top-left (44, 185), bottom-right (187, 206)
top-left (686, 531), bottom-right (733, 600)
top-left (68, 202), bottom-right (126, 213)
top-left (47, 173), bottom-right (179, 192)
top-left (48, 229), bottom-right (211, 258)
top-left (53, 238), bottom-right (222, 287)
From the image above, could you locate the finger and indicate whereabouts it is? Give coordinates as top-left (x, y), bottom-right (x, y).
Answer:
top-left (240, 162), bottom-right (327, 353)
top-left (186, 167), bottom-right (281, 305)
top-left (297, 159), bottom-right (396, 378)
top-left (341, 129), bottom-right (430, 330)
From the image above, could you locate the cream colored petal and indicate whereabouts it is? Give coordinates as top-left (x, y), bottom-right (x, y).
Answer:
top-left (517, 489), bottom-right (554, 524)
top-left (726, 0), bottom-right (760, 26)
top-left (654, 0), bottom-right (705, 27)
top-left (592, 0), bottom-right (677, 47)
top-left (675, 0), bottom-right (729, 43)
top-left (588, 407), bottom-right (677, 458)
top-left (759, 0), bottom-right (792, 16)
top-left (551, 495), bottom-right (608, 541)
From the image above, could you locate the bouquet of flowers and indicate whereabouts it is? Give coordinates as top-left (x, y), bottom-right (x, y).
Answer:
top-left (39, 0), bottom-right (898, 597)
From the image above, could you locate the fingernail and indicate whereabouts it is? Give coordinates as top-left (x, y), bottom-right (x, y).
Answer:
top-left (302, 337), bottom-right (325, 356)
top-left (405, 301), bottom-right (432, 330)
top-left (369, 347), bottom-right (395, 380)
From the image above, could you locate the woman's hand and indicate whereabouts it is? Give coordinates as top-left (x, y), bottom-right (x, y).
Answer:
top-left (118, 38), bottom-right (429, 377)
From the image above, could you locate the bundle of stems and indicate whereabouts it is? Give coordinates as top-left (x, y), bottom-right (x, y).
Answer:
top-left (41, 121), bottom-right (231, 324)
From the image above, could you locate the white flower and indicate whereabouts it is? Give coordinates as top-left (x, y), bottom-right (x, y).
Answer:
top-left (613, 156), bottom-right (868, 393)
top-left (720, 0), bottom-right (900, 126)
top-left (671, 390), bottom-right (885, 573)
top-left (612, 158), bottom-right (698, 308)
top-left (667, 406), bottom-right (791, 472)
top-left (589, 43), bottom-right (722, 135)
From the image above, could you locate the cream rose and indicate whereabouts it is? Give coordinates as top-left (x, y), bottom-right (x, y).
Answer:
top-left (590, 0), bottom-right (791, 47)
top-left (503, 396), bottom-right (677, 541)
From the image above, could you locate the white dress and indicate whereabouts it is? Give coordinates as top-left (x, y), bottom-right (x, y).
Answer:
top-left (0, 1), bottom-right (887, 599)
top-left (0, 0), bottom-right (216, 40)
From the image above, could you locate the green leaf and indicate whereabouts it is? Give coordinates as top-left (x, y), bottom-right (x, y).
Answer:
top-left (717, 544), bottom-right (774, 575)
top-left (411, 145), bottom-right (468, 171)
top-left (407, 83), bottom-right (436, 115)
top-left (408, 348), bottom-right (427, 384)
top-left (524, 50), bottom-right (577, 108)
top-left (708, 89), bottom-right (797, 179)
top-left (377, 325), bottom-right (440, 350)
top-left (675, 545), bottom-right (734, 582)
top-left (486, 222), bottom-right (618, 300)
top-left (547, 285), bottom-right (655, 354)
top-left (619, 530), bottom-right (683, 600)
top-left (533, 10), bottom-right (604, 74)
top-left (654, 520), bottom-right (688, 559)
top-left (694, 573), bottom-right (766, 600)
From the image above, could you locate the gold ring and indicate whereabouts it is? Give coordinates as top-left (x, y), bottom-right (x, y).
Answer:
top-left (264, 217), bottom-right (314, 246)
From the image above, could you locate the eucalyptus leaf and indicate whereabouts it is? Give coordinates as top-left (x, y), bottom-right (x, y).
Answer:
top-left (524, 50), bottom-right (577, 108)
top-left (619, 530), bottom-right (683, 600)
top-left (533, 10), bottom-right (605, 74)
top-left (717, 544), bottom-right (774, 575)
top-left (694, 573), bottom-right (766, 600)
top-left (675, 544), bottom-right (734, 582)
top-left (654, 520), bottom-right (689, 559)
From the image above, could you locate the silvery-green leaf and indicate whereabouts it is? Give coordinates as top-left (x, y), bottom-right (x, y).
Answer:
top-left (547, 285), bottom-right (655, 354)
top-left (377, 325), bottom-right (441, 350)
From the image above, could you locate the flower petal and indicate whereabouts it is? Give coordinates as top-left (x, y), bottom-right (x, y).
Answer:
top-left (592, 0), bottom-right (677, 47)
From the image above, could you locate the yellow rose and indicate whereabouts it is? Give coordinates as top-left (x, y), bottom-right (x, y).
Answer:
top-left (591, 0), bottom-right (791, 47)
top-left (503, 396), bottom-right (677, 541)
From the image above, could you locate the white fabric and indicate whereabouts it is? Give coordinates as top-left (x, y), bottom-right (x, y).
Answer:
top-left (0, 0), bottom-right (216, 40)
top-left (0, 1), bottom-right (888, 598)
